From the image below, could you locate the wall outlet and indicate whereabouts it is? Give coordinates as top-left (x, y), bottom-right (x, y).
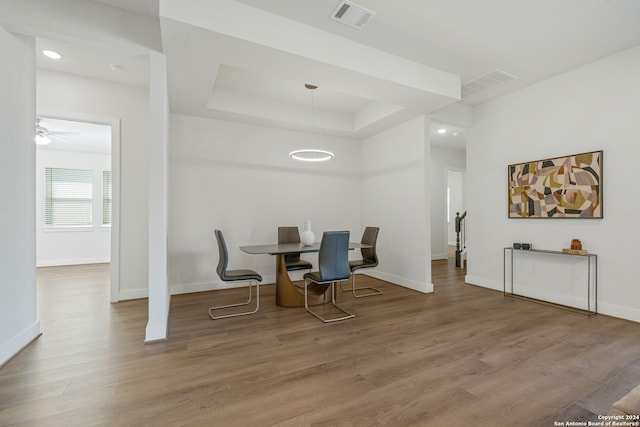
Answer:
top-left (525, 264), bottom-right (533, 275)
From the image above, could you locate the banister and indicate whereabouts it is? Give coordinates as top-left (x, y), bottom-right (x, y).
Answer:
top-left (455, 211), bottom-right (467, 233)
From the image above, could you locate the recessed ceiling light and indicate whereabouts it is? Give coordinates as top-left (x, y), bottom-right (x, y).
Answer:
top-left (437, 128), bottom-right (447, 134)
top-left (42, 50), bottom-right (62, 60)
top-left (289, 149), bottom-right (335, 162)
top-left (110, 63), bottom-right (124, 72)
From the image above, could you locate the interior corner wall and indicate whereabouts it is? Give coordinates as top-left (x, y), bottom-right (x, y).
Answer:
top-left (361, 115), bottom-right (432, 293)
top-left (0, 29), bottom-right (40, 366)
top-left (37, 70), bottom-right (150, 300)
top-left (466, 45), bottom-right (640, 322)
top-left (167, 114), bottom-right (362, 293)
top-left (430, 145), bottom-right (466, 259)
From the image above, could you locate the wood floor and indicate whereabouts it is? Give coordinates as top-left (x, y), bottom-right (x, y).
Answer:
top-left (2, 261), bottom-right (640, 426)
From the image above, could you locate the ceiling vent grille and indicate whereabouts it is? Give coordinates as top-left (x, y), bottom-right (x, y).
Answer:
top-left (461, 69), bottom-right (518, 98)
top-left (331, 1), bottom-right (376, 29)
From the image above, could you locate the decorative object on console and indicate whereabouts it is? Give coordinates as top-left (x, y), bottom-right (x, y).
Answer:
top-left (563, 238), bottom-right (587, 254)
top-left (512, 242), bottom-right (532, 250)
top-left (571, 239), bottom-right (582, 250)
top-left (300, 220), bottom-right (315, 246)
top-left (508, 150), bottom-right (603, 219)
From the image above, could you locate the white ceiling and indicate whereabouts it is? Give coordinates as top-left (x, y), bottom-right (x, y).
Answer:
top-left (36, 38), bottom-right (149, 87)
top-left (159, 3), bottom-right (459, 140)
top-left (18, 0), bottom-right (640, 150)
top-left (89, 0), bottom-right (158, 17)
top-left (430, 123), bottom-right (467, 151)
top-left (214, 65), bottom-right (373, 116)
top-left (235, 0), bottom-right (640, 104)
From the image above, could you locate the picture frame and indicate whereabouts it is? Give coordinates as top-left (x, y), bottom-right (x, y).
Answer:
top-left (508, 150), bottom-right (603, 218)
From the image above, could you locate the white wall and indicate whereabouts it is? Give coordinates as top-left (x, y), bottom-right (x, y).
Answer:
top-left (168, 115), bottom-right (362, 293)
top-left (430, 146), bottom-right (466, 259)
top-left (361, 116), bottom-right (432, 292)
top-left (0, 29), bottom-right (40, 366)
top-left (35, 148), bottom-right (111, 266)
top-left (37, 70), bottom-right (150, 300)
top-left (467, 45), bottom-right (640, 322)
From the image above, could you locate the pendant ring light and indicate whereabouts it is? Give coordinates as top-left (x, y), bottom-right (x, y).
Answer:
top-left (289, 149), bottom-right (335, 162)
top-left (289, 84), bottom-right (335, 162)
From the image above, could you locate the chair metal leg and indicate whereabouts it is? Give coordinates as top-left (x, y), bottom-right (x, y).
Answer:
top-left (348, 272), bottom-right (383, 298)
top-left (209, 280), bottom-right (260, 319)
top-left (304, 279), bottom-right (355, 323)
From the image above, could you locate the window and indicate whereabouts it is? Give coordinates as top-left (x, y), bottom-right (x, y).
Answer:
top-left (102, 170), bottom-right (112, 225)
top-left (45, 168), bottom-right (93, 226)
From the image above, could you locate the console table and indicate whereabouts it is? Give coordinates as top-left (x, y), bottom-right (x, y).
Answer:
top-left (503, 247), bottom-right (597, 316)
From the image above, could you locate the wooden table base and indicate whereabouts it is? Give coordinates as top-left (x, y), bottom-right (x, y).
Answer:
top-left (275, 255), bottom-right (328, 307)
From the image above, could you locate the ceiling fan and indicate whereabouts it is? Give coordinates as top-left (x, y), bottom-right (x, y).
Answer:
top-left (35, 118), bottom-right (79, 145)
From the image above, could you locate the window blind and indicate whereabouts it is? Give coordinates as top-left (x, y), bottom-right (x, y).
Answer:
top-left (102, 170), bottom-right (112, 225)
top-left (45, 167), bottom-right (93, 226)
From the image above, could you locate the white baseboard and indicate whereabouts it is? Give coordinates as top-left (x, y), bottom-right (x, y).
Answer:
top-left (37, 256), bottom-right (110, 267)
top-left (508, 284), bottom-right (591, 311)
top-left (118, 288), bottom-right (149, 301)
top-left (596, 301), bottom-right (640, 323)
top-left (465, 274), bottom-right (640, 324)
top-left (170, 274), bottom-right (276, 295)
top-left (170, 271), bottom-right (434, 295)
top-left (431, 252), bottom-right (448, 260)
top-left (464, 274), bottom-right (502, 292)
top-left (364, 270), bottom-right (433, 293)
top-left (120, 279), bottom-right (271, 301)
top-left (0, 321), bottom-right (41, 368)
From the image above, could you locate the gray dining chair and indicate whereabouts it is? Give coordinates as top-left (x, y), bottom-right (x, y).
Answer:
top-left (277, 226), bottom-right (313, 272)
top-left (301, 231), bottom-right (355, 323)
top-left (209, 229), bottom-right (263, 320)
top-left (344, 226), bottom-right (382, 297)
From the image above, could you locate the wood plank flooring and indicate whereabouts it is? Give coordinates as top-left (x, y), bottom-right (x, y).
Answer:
top-left (2, 260), bottom-right (640, 426)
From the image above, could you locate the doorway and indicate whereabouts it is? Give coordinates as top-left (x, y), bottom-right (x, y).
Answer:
top-left (446, 168), bottom-right (466, 259)
top-left (35, 113), bottom-right (121, 302)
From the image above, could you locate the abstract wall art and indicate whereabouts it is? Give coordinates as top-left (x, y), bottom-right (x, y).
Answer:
top-left (508, 150), bottom-right (603, 218)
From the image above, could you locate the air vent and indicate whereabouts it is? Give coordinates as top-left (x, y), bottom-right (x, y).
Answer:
top-left (331, 1), bottom-right (375, 29)
top-left (461, 69), bottom-right (518, 98)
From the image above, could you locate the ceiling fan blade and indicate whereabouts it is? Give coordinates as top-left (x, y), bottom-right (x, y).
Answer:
top-left (48, 134), bottom-right (75, 144)
top-left (48, 131), bottom-right (80, 136)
